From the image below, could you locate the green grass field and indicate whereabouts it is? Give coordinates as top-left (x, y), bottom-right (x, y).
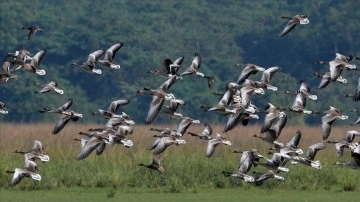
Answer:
top-left (1, 123), bottom-right (360, 201)
top-left (1, 187), bottom-right (359, 202)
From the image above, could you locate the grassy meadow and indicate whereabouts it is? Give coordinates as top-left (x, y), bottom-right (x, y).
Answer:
top-left (1, 123), bottom-right (360, 200)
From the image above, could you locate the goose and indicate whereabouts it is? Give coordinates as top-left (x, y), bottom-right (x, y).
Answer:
top-left (334, 144), bottom-right (360, 169)
top-left (137, 75), bottom-right (176, 124)
top-left (52, 110), bottom-right (83, 135)
top-left (93, 99), bottom-right (130, 119)
top-left (255, 103), bottom-right (287, 146)
top-left (180, 53), bottom-right (215, 88)
top-left (147, 56), bottom-right (184, 79)
top-left (239, 80), bottom-right (265, 108)
top-left (316, 53), bottom-right (356, 81)
top-left (16, 49), bottom-right (47, 75)
top-left (8, 47), bottom-right (32, 69)
top-left (138, 157), bottom-right (165, 173)
top-left (259, 66), bottom-right (280, 91)
top-left (0, 59), bottom-right (18, 84)
top-left (327, 130), bottom-right (360, 156)
top-left (97, 42), bottom-right (123, 69)
top-left (278, 14), bottom-right (309, 37)
top-left (103, 115), bottom-right (135, 129)
top-left (222, 150), bottom-right (259, 182)
top-left (269, 130), bottom-right (303, 155)
top-left (188, 123), bottom-right (212, 140)
top-left (292, 143), bottom-right (327, 169)
top-left (76, 134), bottom-right (109, 160)
top-left (5, 168), bottom-right (41, 186)
top-left (314, 72), bottom-right (347, 89)
top-left (149, 136), bottom-right (186, 155)
top-left (285, 80), bottom-right (317, 114)
top-left (161, 98), bottom-right (186, 119)
top-left (256, 149), bottom-right (294, 172)
top-left (34, 79), bottom-right (64, 94)
top-left (254, 170), bottom-right (284, 185)
top-left (39, 98), bottom-right (73, 114)
top-left (234, 64), bottom-right (265, 84)
top-left (72, 49), bottom-right (104, 74)
top-left (321, 106), bottom-right (348, 140)
top-left (176, 116), bottom-right (200, 136)
top-left (22, 25), bottom-right (43, 40)
top-left (206, 83), bottom-right (241, 114)
top-left (206, 133), bottom-right (231, 157)
top-left (223, 102), bottom-right (259, 133)
top-left (77, 130), bottom-right (116, 155)
top-left (14, 140), bottom-right (50, 162)
top-left (0, 101), bottom-right (8, 114)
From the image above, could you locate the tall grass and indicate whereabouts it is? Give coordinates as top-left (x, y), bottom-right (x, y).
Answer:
top-left (1, 123), bottom-right (359, 192)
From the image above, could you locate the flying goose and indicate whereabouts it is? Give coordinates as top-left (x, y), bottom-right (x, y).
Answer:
top-left (222, 150), bottom-right (259, 182)
top-left (293, 143), bottom-right (327, 169)
top-left (93, 99), bottom-right (130, 119)
top-left (223, 102), bottom-right (259, 133)
top-left (76, 134), bottom-right (109, 160)
top-left (103, 115), bottom-right (135, 129)
top-left (0, 101), bottom-right (8, 114)
top-left (180, 53), bottom-right (215, 88)
top-left (206, 133), bottom-right (231, 157)
top-left (278, 14), bottom-right (309, 37)
top-left (149, 136), bottom-right (186, 155)
top-left (269, 130), bottom-right (303, 155)
top-left (327, 130), bottom-right (360, 156)
top-left (321, 106), bottom-right (348, 140)
top-left (138, 157), bottom-right (165, 173)
top-left (16, 49), bottom-right (47, 75)
top-left (334, 143), bottom-right (360, 169)
top-left (161, 98), bottom-right (186, 119)
top-left (314, 72), bottom-right (347, 89)
top-left (188, 123), bottom-right (213, 140)
top-left (8, 47), bottom-right (32, 69)
top-left (176, 116), bottom-right (200, 136)
top-left (14, 140), bottom-right (50, 162)
top-left (137, 75), bottom-right (176, 124)
top-left (285, 80), bottom-right (317, 114)
top-left (39, 98), bottom-right (82, 135)
top-left (22, 25), bottom-right (43, 40)
top-left (0, 59), bottom-right (18, 84)
top-left (34, 79), bottom-right (64, 94)
top-left (72, 49), bottom-right (104, 74)
top-left (39, 98), bottom-right (73, 114)
top-left (259, 66), bottom-right (280, 91)
top-left (206, 83), bottom-right (242, 114)
top-left (256, 151), bottom-right (293, 172)
top-left (5, 167), bottom-right (41, 186)
top-left (316, 53), bottom-right (356, 81)
top-left (255, 103), bottom-right (287, 146)
top-left (97, 42), bottom-right (123, 69)
top-left (234, 64), bottom-right (265, 85)
top-left (52, 110), bottom-right (83, 135)
top-left (147, 56), bottom-right (184, 79)
top-left (254, 170), bottom-right (284, 185)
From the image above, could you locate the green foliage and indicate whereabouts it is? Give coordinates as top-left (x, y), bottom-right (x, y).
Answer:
top-left (0, 0), bottom-right (359, 124)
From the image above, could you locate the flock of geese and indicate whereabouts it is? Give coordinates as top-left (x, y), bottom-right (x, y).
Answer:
top-left (2, 14), bottom-right (360, 186)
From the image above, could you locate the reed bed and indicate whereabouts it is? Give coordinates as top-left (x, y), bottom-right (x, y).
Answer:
top-left (0, 123), bottom-right (359, 192)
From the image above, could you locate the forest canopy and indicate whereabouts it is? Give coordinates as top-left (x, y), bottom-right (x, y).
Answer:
top-left (0, 0), bottom-right (359, 125)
